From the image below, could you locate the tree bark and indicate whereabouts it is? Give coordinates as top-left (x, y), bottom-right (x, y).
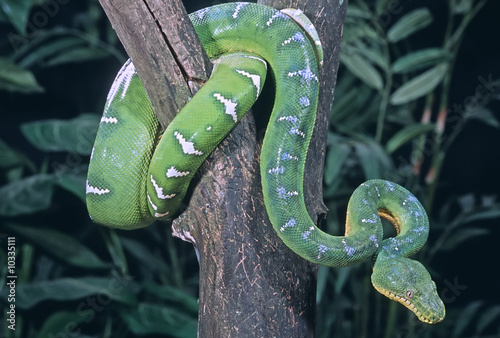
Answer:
top-left (98, 0), bottom-right (347, 336)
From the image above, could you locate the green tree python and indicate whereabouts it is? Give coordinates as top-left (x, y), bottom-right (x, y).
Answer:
top-left (86, 2), bottom-right (445, 324)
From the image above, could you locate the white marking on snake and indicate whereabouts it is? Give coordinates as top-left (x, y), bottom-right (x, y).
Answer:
top-left (266, 11), bottom-right (287, 26)
top-left (105, 62), bottom-right (135, 112)
top-left (268, 166), bottom-right (285, 175)
top-left (244, 55), bottom-right (268, 69)
top-left (289, 127), bottom-right (306, 138)
top-left (280, 218), bottom-right (297, 232)
top-left (86, 181), bottom-right (110, 195)
top-left (147, 194), bottom-right (158, 210)
top-left (150, 175), bottom-right (176, 199)
top-left (302, 226), bottom-right (315, 240)
top-left (166, 166), bottom-right (190, 178)
top-left (174, 131), bottom-right (203, 155)
top-left (281, 32), bottom-right (306, 46)
top-left (213, 93), bottom-right (238, 122)
top-left (278, 115), bottom-right (300, 124)
top-left (369, 234), bottom-right (379, 248)
top-left (317, 244), bottom-right (329, 259)
top-left (299, 97), bottom-right (310, 106)
top-left (236, 69), bottom-right (262, 97)
top-left (100, 116), bottom-right (118, 124)
top-left (232, 3), bottom-right (246, 18)
top-left (281, 152), bottom-right (299, 161)
top-left (288, 65), bottom-right (319, 82)
top-left (342, 239), bottom-right (355, 257)
top-left (277, 187), bottom-right (299, 199)
top-left (155, 211), bottom-right (170, 218)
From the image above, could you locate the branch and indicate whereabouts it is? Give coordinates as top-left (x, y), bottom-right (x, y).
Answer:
top-left (97, 0), bottom-right (211, 128)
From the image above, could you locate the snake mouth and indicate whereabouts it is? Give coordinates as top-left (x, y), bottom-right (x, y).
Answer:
top-left (374, 286), bottom-right (445, 324)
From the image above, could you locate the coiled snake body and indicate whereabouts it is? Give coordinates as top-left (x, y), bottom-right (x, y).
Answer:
top-left (87, 2), bottom-right (445, 323)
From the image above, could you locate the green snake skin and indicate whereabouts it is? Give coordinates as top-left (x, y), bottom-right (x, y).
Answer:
top-left (86, 2), bottom-right (445, 323)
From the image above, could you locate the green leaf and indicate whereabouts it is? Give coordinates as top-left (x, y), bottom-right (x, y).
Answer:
top-left (461, 206), bottom-right (500, 224)
top-left (340, 52), bottom-right (383, 90)
top-left (120, 237), bottom-right (171, 274)
top-left (387, 8), bottom-right (433, 43)
top-left (0, 174), bottom-right (54, 216)
top-left (466, 108), bottom-right (500, 128)
top-left (143, 282), bottom-right (198, 315)
top-left (6, 224), bottom-right (109, 269)
top-left (36, 311), bottom-right (94, 338)
top-left (20, 113), bottom-right (99, 155)
top-left (0, 138), bottom-right (23, 168)
top-left (0, 0), bottom-right (36, 33)
top-left (45, 47), bottom-right (111, 67)
top-left (453, 0), bottom-right (473, 14)
top-left (54, 166), bottom-right (88, 202)
top-left (385, 123), bottom-right (436, 154)
top-left (0, 57), bottom-right (44, 93)
top-left (17, 36), bottom-right (84, 68)
top-left (118, 303), bottom-right (197, 337)
top-left (452, 301), bottom-right (483, 338)
top-left (353, 139), bottom-right (393, 179)
top-left (3, 276), bottom-right (138, 309)
top-left (392, 48), bottom-right (450, 74)
top-left (476, 305), bottom-right (500, 334)
top-left (324, 143), bottom-right (351, 185)
top-left (390, 63), bottom-right (448, 105)
top-left (441, 227), bottom-right (488, 251)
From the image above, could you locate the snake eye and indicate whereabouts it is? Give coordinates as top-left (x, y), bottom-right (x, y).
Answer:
top-left (406, 290), bottom-right (414, 299)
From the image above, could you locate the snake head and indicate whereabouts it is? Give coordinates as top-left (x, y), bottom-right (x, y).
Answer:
top-left (371, 255), bottom-right (445, 324)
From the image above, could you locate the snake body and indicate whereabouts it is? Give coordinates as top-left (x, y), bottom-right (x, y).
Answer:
top-left (87, 2), bottom-right (445, 323)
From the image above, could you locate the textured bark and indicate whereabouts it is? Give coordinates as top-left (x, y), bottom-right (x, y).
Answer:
top-left (98, 0), bottom-right (347, 336)
top-left (97, 0), bottom-right (211, 128)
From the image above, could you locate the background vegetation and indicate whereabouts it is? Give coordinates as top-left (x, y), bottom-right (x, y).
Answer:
top-left (1, 0), bottom-right (499, 337)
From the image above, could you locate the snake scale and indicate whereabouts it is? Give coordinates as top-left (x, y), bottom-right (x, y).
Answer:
top-left (86, 2), bottom-right (445, 323)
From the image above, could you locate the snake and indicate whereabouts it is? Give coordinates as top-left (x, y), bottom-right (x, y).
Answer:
top-left (86, 2), bottom-right (445, 324)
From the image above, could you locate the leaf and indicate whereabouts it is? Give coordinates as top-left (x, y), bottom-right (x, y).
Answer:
top-left (452, 301), bottom-right (483, 338)
top-left (385, 123), bottom-right (436, 154)
top-left (45, 47), bottom-right (111, 67)
top-left (120, 237), bottom-right (171, 274)
top-left (0, 138), bottom-right (23, 168)
top-left (476, 305), bottom-right (500, 334)
top-left (0, 0), bottom-right (36, 33)
top-left (390, 63), bottom-right (448, 105)
top-left (118, 303), bottom-right (197, 337)
top-left (461, 206), bottom-right (500, 224)
top-left (453, 0), bottom-right (473, 14)
top-left (387, 8), bottom-right (433, 42)
top-left (392, 48), bottom-right (450, 74)
top-left (6, 224), bottom-right (109, 269)
top-left (466, 108), bottom-right (500, 128)
top-left (353, 139), bottom-right (393, 179)
top-left (3, 276), bottom-right (138, 309)
top-left (340, 52), bottom-right (383, 90)
top-left (143, 283), bottom-right (198, 315)
top-left (20, 113), bottom-right (100, 155)
top-left (375, 0), bottom-right (393, 14)
top-left (324, 143), bottom-right (351, 185)
top-left (0, 57), bottom-right (44, 93)
top-left (440, 227), bottom-right (488, 251)
top-left (17, 36), bottom-right (84, 68)
top-left (54, 166), bottom-right (88, 202)
top-left (0, 174), bottom-right (54, 216)
top-left (36, 311), bottom-right (93, 338)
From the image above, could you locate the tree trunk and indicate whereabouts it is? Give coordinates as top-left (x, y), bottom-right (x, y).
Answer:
top-left (98, 0), bottom-right (347, 336)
